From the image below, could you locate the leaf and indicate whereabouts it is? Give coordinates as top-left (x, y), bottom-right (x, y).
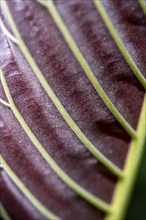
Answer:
top-left (0, 0), bottom-right (146, 220)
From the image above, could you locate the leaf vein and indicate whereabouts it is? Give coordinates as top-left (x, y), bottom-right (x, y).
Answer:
top-left (0, 156), bottom-right (60, 220)
top-left (1, 67), bottom-right (112, 213)
top-left (35, 0), bottom-right (137, 139)
top-left (2, 0), bottom-right (124, 178)
top-left (93, 0), bottom-right (146, 89)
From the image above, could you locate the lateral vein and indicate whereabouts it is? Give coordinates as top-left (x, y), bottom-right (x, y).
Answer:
top-left (0, 156), bottom-right (60, 220)
top-left (0, 19), bottom-right (18, 44)
top-left (139, 0), bottom-right (146, 15)
top-left (35, 0), bottom-right (137, 139)
top-left (93, 0), bottom-right (146, 89)
top-left (2, 0), bottom-right (124, 178)
top-left (0, 203), bottom-right (12, 220)
top-left (0, 98), bottom-right (10, 107)
top-left (1, 68), bottom-right (111, 213)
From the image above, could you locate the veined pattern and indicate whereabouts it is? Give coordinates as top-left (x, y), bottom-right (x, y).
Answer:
top-left (1, 0), bottom-right (146, 219)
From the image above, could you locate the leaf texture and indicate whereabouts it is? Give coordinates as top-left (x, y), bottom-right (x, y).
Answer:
top-left (0, 0), bottom-right (146, 220)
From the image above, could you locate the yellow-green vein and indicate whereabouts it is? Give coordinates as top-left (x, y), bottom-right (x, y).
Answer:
top-left (2, 0), bottom-right (124, 178)
top-left (35, 0), bottom-right (137, 140)
top-left (0, 98), bottom-right (10, 107)
top-left (0, 19), bottom-right (18, 44)
top-left (93, 0), bottom-right (146, 89)
top-left (0, 68), bottom-right (111, 213)
top-left (105, 94), bottom-right (146, 220)
top-left (0, 156), bottom-right (59, 220)
top-left (0, 203), bottom-right (12, 220)
top-left (139, 0), bottom-right (146, 15)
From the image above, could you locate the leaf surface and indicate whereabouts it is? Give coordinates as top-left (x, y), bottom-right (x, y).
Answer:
top-left (0, 0), bottom-right (146, 220)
